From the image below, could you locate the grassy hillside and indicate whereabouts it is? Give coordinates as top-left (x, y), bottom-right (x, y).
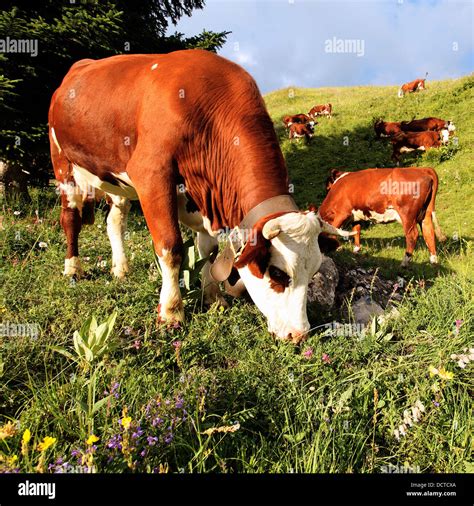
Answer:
top-left (0, 76), bottom-right (472, 474)
top-left (266, 75), bottom-right (474, 277)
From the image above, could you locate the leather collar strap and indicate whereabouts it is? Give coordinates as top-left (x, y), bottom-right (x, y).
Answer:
top-left (210, 195), bottom-right (299, 282)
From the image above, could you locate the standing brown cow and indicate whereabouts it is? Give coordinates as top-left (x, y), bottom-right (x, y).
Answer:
top-left (49, 50), bottom-right (352, 342)
top-left (398, 73), bottom-right (428, 97)
top-left (320, 167), bottom-right (446, 267)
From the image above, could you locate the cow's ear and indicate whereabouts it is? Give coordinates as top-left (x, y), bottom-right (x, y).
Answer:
top-left (234, 229), bottom-right (271, 278)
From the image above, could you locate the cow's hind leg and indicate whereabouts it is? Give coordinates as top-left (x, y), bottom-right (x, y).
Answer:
top-left (59, 189), bottom-right (84, 277)
top-left (421, 214), bottom-right (437, 264)
top-left (401, 217), bottom-right (419, 267)
top-left (106, 194), bottom-right (131, 279)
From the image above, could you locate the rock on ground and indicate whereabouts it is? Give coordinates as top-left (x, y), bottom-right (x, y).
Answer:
top-left (307, 255), bottom-right (339, 311)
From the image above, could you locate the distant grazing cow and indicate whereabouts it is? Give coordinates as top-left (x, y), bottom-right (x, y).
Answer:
top-left (398, 73), bottom-right (428, 97)
top-left (320, 167), bottom-right (446, 266)
top-left (374, 119), bottom-right (402, 138)
top-left (308, 103), bottom-right (332, 119)
top-left (400, 117), bottom-right (456, 134)
top-left (282, 114), bottom-right (314, 128)
top-left (391, 130), bottom-right (449, 162)
top-left (49, 49), bottom-right (353, 342)
top-left (289, 122), bottom-right (315, 142)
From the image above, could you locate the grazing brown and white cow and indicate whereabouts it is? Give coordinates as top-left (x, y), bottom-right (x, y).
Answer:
top-left (398, 74), bottom-right (428, 97)
top-left (288, 122), bottom-right (315, 142)
top-left (320, 167), bottom-right (446, 266)
top-left (49, 50), bottom-right (352, 342)
top-left (390, 130), bottom-right (449, 162)
top-left (374, 119), bottom-right (402, 138)
top-left (400, 117), bottom-right (456, 134)
top-left (308, 103), bottom-right (332, 119)
top-left (282, 114), bottom-right (314, 128)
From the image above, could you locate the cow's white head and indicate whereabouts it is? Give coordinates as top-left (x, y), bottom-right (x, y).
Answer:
top-left (440, 128), bottom-right (450, 144)
top-left (234, 211), bottom-right (352, 343)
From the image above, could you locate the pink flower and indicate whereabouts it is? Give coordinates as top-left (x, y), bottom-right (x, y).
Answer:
top-left (322, 353), bottom-right (331, 364)
top-left (303, 347), bottom-right (313, 359)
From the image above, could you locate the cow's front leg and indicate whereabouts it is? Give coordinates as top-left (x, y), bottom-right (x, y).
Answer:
top-left (106, 194), bottom-right (131, 279)
top-left (128, 160), bottom-right (184, 324)
top-left (197, 231), bottom-right (228, 308)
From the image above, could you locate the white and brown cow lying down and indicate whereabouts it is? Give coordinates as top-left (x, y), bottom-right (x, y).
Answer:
top-left (391, 130), bottom-right (449, 162)
top-left (398, 74), bottom-right (428, 97)
top-left (319, 167), bottom-right (446, 267)
top-left (308, 103), bottom-right (332, 119)
top-left (374, 117), bottom-right (455, 139)
top-left (400, 117), bottom-right (456, 134)
top-left (49, 50), bottom-right (353, 343)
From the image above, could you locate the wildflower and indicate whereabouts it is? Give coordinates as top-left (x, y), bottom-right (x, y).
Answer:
top-left (120, 417), bottom-right (132, 430)
top-left (201, 422), bottom-right (240, 436)
top-left (303, 347), bottom-right (313, 359)
top-left (152, 417), bottom-right (163, 427)
top-left (164, 433), bottom-right (174, 444)
top-left (37, 436), bottom-right (56, 452)
top-left (322, 353), bottom-right (331, 364)
top-left (393, 428), bottom-right (400, 441)
top-left (414, 400), bottom-right (425, 413)
top-left (38, 242), bottom-right (48, 249)
top-left (175, 397), bottom-right (184, 409)
top-left (433, 401), bottom-right (440, 408)
top-left (437, 367), bottom-right (454, 380)
top-left (453, 319), bottom-right (464, 335)
top-left (22, 429), bottom-right (31, 444)
top-left (132, 426), bottom-right (143, 439)
top-left (398, 424), bottom-right (407, 437)
top-left (13, 210), bottom-right (21, 216)
top-left (172, 340), bottom-right (182, 350)
top-left (403, 410), bottom-right (413, 427)
top-left (86, 435), bottom-right (99, 445)
top-left (147, 436), bottom-right (158, 446)
top-left (0, 421), bottom-right (17, 440)
top-left (133, 339), bottom-right (141, 350)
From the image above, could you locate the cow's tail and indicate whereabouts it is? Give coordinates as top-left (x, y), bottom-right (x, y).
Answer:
top-left (398, 87), bottom-right (404, 98)
top-left (423, 169), bottom-right (446, 242)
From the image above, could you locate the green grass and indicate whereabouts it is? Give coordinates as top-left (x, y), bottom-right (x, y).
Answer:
top-left (0, 76), bottom-right (473, 474)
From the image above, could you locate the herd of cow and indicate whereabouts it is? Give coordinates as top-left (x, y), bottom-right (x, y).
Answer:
top-left (47, 50), bottom-right (451, 342)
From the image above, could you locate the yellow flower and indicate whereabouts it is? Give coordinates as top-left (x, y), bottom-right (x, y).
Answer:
top-left (22, 429), bottom-right (31, 444)
top-left (121, 417), bottom-right (132, 430)
top-left (0, 421), bottom-right (17, 440)
top-left (37, 436), bottom-right (56, 452)
top-left (438, 367), bottom-right (454, 380)
top-left (86, 434), bottom-right (99, 445)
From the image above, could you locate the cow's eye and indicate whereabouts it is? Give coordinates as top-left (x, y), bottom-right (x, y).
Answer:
top-left (268, 265), bottom-right (291, 286)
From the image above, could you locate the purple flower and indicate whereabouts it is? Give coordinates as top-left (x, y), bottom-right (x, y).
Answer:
top-left (322, 353), bottom-right (331, 364)
top-left (164, 433), bottom-right (174, 444)
top-left (133, 339), bottom-right (141, 350)
top-left (433, 401), bottom-right (440, 407)
top-left (71, 449), bottom-right (81, 458)
top-left (147, 436), bottom-right (158, 446)
top-left (111, 382), bottom-right (120, 399)
top-left (175, 397), bottom-right (184, 409)
top-left (107, 434), bottom-right (122, 450)
top-left (132, 426), bottom-right (144, 439)
top-left (140, 449), bottom-right (147, 458)
top-left (152, 417), bottom-right (163, 427)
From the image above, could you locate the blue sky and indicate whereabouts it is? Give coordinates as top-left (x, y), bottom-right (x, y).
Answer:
top-left (168, 0), bottom-right (474, 93)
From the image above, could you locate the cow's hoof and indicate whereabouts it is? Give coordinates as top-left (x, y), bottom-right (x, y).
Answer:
top-left (63, 256), bottom-right (84, 278)
top-left (206, 293), bottom-right (229, 309)
top-left (111, 262), bottom-right (129, 279)
top-left (353, 246), bottom-right (361, 254)
top-left (156, 303), bottom-right (184, 329)
top-left (429, 255), bottom-right (438, 265)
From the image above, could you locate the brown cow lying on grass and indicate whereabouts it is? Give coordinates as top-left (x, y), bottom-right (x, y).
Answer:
top-left (319, 167), bottom-right (446, 267)
top-left (391, 130), bottom-right (449, 163)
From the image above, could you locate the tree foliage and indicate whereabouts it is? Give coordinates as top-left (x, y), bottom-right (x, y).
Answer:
top-left (0, 1), bottom-right (229, 186)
